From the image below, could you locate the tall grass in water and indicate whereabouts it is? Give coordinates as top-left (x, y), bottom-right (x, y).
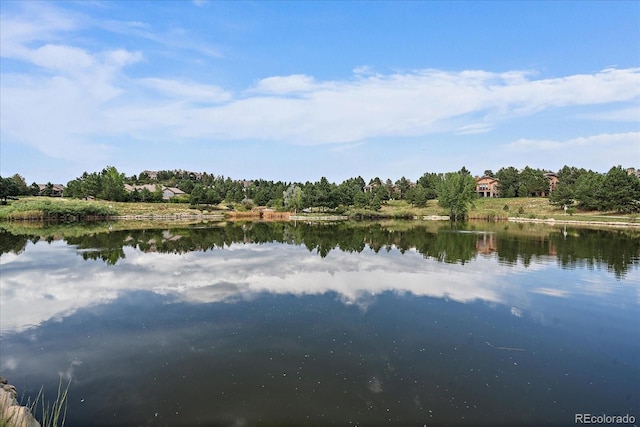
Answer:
top-left (31, 378), bottom-right (70, 427)
top-left (0, 378), bottom-right (70, 427)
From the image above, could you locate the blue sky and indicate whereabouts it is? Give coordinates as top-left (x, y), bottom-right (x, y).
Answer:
top-left (1, 0), bottom-right (639, 184)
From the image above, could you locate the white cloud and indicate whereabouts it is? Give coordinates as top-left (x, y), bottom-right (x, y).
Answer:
top-left (170, 68), bottom-right (639, 145)
top-left (1, 0), bottom-right (639, 173)
top-left (3, 54), bottom-right (639, 164)
top-left (579, 106), bottom-right (640, 122)
top-left (353, 65), bottom-right (376, 76)
top-left (31, 44), bottom-right (95, 71)
top-left (502, 132), bottom-right (640, 171)
top-left (140, 78), bottom-right (232, 103)
top-left (455, 123), bottom-right (494, 135)
top-left (251, 74), bottom-right (319, 95)
top-left (507, 132), bottom-right (639, 152)
top-left (0, 2), bottom-right (82, 50)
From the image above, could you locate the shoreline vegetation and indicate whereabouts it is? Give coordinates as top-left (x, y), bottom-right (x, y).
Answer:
top-left (0, 197), bottom-right (638, 228)
top-left (0, 376), bottom-right (69, 427)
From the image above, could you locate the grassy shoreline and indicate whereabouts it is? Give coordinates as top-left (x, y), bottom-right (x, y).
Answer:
top-left (1, 196), bottom-right (638, 226)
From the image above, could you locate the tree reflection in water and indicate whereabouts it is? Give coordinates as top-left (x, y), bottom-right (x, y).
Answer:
top-left (1, 221), bottom-right (638, 277)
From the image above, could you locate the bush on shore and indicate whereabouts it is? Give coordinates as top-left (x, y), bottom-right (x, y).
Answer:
top-left (0, 198), bottom-right (116, 220)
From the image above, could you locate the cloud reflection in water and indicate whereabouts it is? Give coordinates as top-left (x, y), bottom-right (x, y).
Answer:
top-left (1, 236), bottom-right (637, 335)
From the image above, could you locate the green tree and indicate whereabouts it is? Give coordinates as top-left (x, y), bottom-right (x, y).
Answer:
top-left (436, 171), bottom-right (477, 221)
top-left (394, 177), bottom-right (412, 200)
top-left (205, 187), bottom-right (223, 205)
top-left (283, 184), bottom-right (304, 212)
top-left (496, 167), bottom-right (520, 198)
top-left (140, 188), bottom-right (155, 203)
top-left (151, 185), bottom-right (164, 202)
top-left (0, 176), bottom-right (20, 202)
top-left (370, 195), bottom-right (382, 211)
top-left (411, 183), bottom-right (428, 207)
top-left (10, 174), bottom-right (29, 195)
top-left (29, 182), bottom-right (40, 196)
top-left (336, 178), bottom-right (361, 206)
top-left (98, 166), bottom-right (127, 201)
top-left (557, 165), bottom-right (586, 187)
top-left (353, 191), bottom-right (369, 208)
top-left (225, 181), bottom-right (244, 203)
top-left (178, 179), bottom-right (194, 194)
top-left (138, 172), bottom-right (151, 183)
top-left (315, 177), bottom-right (333, 210)
top-left (549, 181), bottom-right (575, 207)
top-left (375, 185), bottom-right (389, 202)
top-left (416, 172), bottom-right (439, 199)
top-left (83, 172), bottom-right (102, 199)
top-left (519, 166), bottom-right (549, 197)
top-left (41, 182), bottom-right (55, 197)
top-left (600, 166), bottom-right (640, 212)
top-left (64, 179), bottom-right (83, 198)
top-left (574, 171), bottom-right (604, 210)
top-left (128, 189), bottom-right (142, 202)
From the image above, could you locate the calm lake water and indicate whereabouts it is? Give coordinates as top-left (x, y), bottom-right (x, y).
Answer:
top-left (0, 221), bottom-right (638, 426)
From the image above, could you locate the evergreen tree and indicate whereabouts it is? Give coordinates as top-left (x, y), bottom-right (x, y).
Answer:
top-left (600, 166), bottom-right (640, 212)
top-left (416, 172), bottom-right (439, 199)
top-left (574, 171), bottom-right (604, 210)
top-left (495, 167), bottom-right (519, 197)
top-left (98, 166), bottom-right (127, 201)
top-left (519, 166), bottom-right (549, 197)
top-left (10, 174), bottom-right (29, 195)
top-left (0, 176), bottom-right (20, 202)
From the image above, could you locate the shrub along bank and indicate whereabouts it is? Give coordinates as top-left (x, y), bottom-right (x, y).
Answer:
top-left (0, 198), bottom-right (116, 220)
top-left (1, 196), bottom-right (638, 224)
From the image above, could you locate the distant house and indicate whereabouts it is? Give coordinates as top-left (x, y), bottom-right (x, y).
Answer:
top-left (37, 183), bottom-right (65, 197)
top-left (140, 170), bottom-right (158, 180)
top-left (475, 176), bottom-right (499, 198)
top-left (124, 184), bottom-right (185, 201)
top-left (544, 173), bottom-right (559, 196)
top-left (626, 168), bottom-right (640, 179)
top-left (162, 187), bottom-right (185, 200)
top-left (124, 184), bottom-right (158, 193)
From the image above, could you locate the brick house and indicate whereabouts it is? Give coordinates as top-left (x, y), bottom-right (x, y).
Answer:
top-left (475, 176), bottom-right (499, 198)
top-left (543, 173), bottom-right (559, 196)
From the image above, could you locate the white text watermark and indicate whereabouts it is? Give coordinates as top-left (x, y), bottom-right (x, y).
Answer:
top-left (575, 414), bottom-right (636, 424)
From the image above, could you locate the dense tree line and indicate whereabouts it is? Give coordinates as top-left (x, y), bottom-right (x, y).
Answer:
top-left (550, 166), bottom-right (640, 213)
top-left (494, 166), bottom-right (550, 197)
top-left (0, 174), bottom-right (40, 202)
top-left (61, 166), bottom-right (444, 210)
top-left (64, 166), bottom-right (129, 201)
top-left (7, 163), bottom-right (640, 214)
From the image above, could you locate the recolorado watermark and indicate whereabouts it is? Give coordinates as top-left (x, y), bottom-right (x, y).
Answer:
top-left (575, 414), bottom-right (636, 424)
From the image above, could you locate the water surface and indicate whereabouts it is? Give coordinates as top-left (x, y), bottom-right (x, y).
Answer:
top-left (1, 221), bottom-right (638, 426)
